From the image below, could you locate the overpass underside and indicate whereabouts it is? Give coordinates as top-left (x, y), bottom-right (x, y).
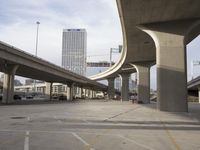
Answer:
top-left (90, 0), bottom-right (200, 112)
top-left (0, 41), bottom-right (107, 104)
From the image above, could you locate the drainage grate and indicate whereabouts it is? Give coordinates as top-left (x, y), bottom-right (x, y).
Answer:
top-left (10, 116), bottom-right (26, 119)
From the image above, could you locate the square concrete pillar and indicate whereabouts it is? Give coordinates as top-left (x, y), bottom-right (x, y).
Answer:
top-left (134, 65), bottom-right (150, 104)
top-left (45, 82), bottom-right (53, 100)
top-left (92, 90), bottom-right (96, 99)
top-left (107, 77), bottom-right (115, 99)
top-left (93, 91), bottom-right (97, 98)
top-left (156, 34), bottom-right (187, 111)
top-left (2, 64), bottom-right (19, 104)
top-left (67, 83), bottom-right (74, 101)
top-left (88, 89), bottom-right (92, 99)
top-left (91, 90), bottom-right (94, 99)
top-left (198, 87), bottom-right (200, 103)
top-left (80, 87), bottom-right (84, 98)
top-left (120, 73), bottom-right (130, 101)
top-left (140, 22), bottom-right (189, 112)
top-left (84, 89), bottom-right (88, 98)
top-left (67, 86), bottom-right (71, 101)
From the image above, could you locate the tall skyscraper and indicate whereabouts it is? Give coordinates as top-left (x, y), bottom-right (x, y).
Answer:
top-left (62, 29), bottom-right (87, 76)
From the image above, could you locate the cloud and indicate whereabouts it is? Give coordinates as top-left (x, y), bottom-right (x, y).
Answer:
top-left (2, 0), bottom-right (200, 89)
top-left (0, 0), bottom-right (122, 66)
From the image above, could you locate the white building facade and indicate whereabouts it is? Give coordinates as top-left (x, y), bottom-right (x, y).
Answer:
top-left (62, 29), bottom-right (87, 76)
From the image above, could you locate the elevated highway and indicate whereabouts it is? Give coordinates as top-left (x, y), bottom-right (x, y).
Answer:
top-left (188, 76), bottom-right (200, 90)
top-left (0, 41), bottom-right (107, 103)
top-left (90, 0), bottom-right (200, 112)
top-left (188, 76), bottom-right (200, 102)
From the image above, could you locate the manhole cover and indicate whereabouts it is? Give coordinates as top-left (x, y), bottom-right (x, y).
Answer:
top-left (10, 116), bottom-right (26, 119)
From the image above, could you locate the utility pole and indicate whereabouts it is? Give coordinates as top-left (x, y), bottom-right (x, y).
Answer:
top-left (110, 45), bottom-right (122, 67)
top-left (34, 21), bottom-right (40, 92)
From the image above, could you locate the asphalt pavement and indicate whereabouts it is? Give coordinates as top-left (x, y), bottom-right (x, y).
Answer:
top-left (0, 99), bottom-right (200, 150)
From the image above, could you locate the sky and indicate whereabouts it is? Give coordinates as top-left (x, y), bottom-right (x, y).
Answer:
top-left (0, 0), bottom-right (122, 64)
top-left (0, 0), bottom-right (200, 90)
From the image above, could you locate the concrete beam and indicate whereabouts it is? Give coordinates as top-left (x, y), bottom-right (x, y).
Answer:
top-left (107, 77), bottom-right (115, 99)
top-left (2, 64), bottom-right (19, 104)
top-left (120, 73), bottom-right (130, 101)
top-left (134, 64), bottom-right (150, 104)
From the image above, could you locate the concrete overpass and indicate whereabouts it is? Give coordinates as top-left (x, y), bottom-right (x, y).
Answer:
top-left (90, 0), bottom-right (200, 112)
top-left (188, 76), bottom-right (200, 102)
top-left (0, 41), bottom-right (107, 104)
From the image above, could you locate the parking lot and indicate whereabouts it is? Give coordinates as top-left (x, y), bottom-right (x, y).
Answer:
top-left (0, 100), bottom-right (200, 150)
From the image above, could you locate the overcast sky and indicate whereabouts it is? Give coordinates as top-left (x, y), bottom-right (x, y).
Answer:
top-left (0, 0), bottom-right (200, 89)
top-left (0, 0), bottom-right (122, 64)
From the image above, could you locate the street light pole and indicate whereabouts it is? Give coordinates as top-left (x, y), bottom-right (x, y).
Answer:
top-left (35, 21), bottom-right (40, 56)
top-left (34, 21), bottom-right (40, 92)
top-left (110, 48), bottom-right (112, 67)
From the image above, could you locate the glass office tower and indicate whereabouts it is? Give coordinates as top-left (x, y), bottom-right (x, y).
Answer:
top-left (62, 29), bottom-right (87, 76)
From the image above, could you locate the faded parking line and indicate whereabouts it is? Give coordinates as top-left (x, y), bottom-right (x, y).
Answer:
top-left (24, 131), bottom-right (29, 150)
top-left (72, 132), bottom-right (95, 150)
top-left (118, 135), bottom-right (155, 150)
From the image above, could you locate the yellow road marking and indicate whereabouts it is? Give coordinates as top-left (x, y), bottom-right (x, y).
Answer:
top-left (159, 118), bottom-right (181, 150)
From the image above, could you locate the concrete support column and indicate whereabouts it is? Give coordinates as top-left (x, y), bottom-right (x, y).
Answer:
top-left (135, 65), bottom-right (150, 104)
top-left (67, 83), bottom-right (74, 101)
top-left (156, 33), bottom-right (187, 112)
top-left (93, 91), bottom-right (97, 98)
top-left (85, 89), bottom-right (88, 98)
top-left (92, 90), bottom-right (96, 99)
top-left (198, 87), bottom-right (200, 103)
top-left (120, 73), bottom-right (130, 101)
top-left (91, 90), bottom-right (93, 99)
top-left (73, 86), bottom-right (77, 98)
top-left (89, 89), bottom-right (92, 99)
top-left (2, 64), bottom-right (19, 104)
top-left (107, 77), bottom-right (115, 99)
top-left (81, 87), bottom-right (84, 98)
top-left (139, 21), bottom-right (194, 112)
top-left (67, 86), bottom-right (70, 100)
top-left (76, 87), bottom-right (81, 98)
top-left (45, 82), bottom-right (53, 100)
top-left (82, 88), bottom-right (85, 98)
top-left (87, 89), bottom-right (90, 98)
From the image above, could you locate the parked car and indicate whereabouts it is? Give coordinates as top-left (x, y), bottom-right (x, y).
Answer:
top-left (58, 95), bottom-right (67, 100)
top-left (0, 94), bottom-right (2, 101)
top-left (96, 92), bottom-right (104, 99)
top-left (26, 95), bottom-right (33, 99)
top-left (74, 94), bottom-right (81, 99)
top-left (113, 94), bottom-right (121, 100)
top-left (14, 94), bottom-right (22, 100)
top-left (0, 93), bottom-right (24, 100)
top-left (52, 95), bottom-right (58, 99)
